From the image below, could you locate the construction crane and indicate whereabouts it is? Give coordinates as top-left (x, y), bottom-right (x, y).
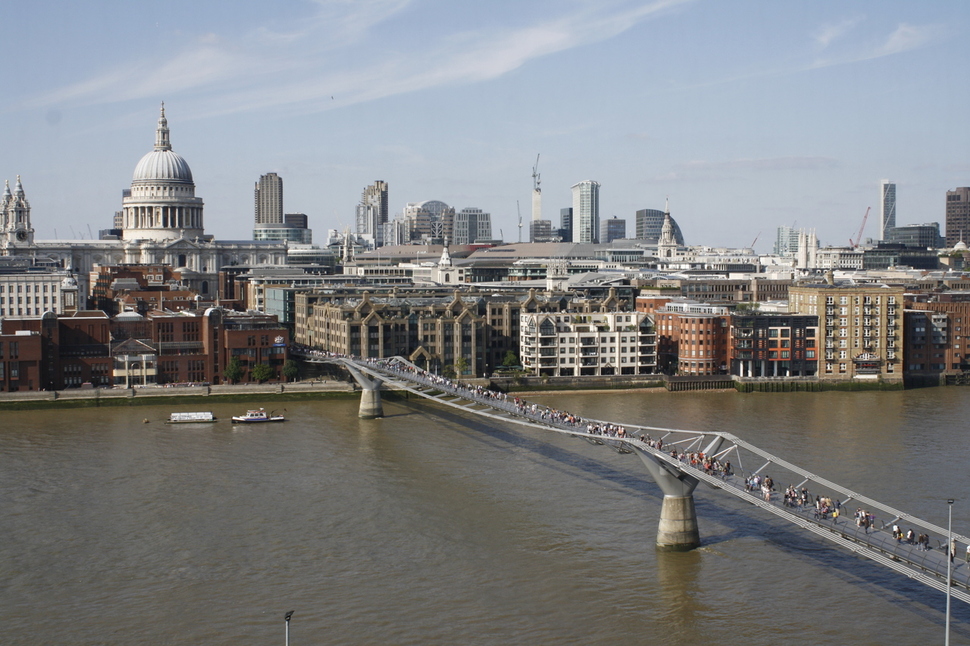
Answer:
top-left (849, 207), bottom-right (871, 248)
top-left (532, 154), bottom-right (540, 191)
top-left (750, 231), bottom-right (761, 249)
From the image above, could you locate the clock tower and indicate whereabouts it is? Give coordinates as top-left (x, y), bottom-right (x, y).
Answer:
top-left (1, 176), bottom-right (35, 250)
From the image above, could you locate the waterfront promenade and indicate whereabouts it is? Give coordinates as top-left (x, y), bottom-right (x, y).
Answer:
top-left (0, 380), bottom-right (355, 406)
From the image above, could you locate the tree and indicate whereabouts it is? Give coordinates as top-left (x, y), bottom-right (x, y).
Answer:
top-left (224, 357), bottom-right (243, 384)
top-left (251, 363), bottom-right (274, 383)
top-left (501, 351), bottom-right (520, 368)
top-left (454, 356), bottom-right (469, 379)
top-left (282, 359), bottom-right (300, 382)
top-left (442, 364), bottom-right (457, 380)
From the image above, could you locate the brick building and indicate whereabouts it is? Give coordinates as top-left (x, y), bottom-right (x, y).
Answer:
top-left (729, 312), bottom-right (819, 377)
top-left (653, 301), bottom-right (731, 375)
top-left (789, 282), bottom-right (904, 382)
top-left (0, 307), bottom-right (289, 390)
top-left (902, 298), bottom-right (970, 382)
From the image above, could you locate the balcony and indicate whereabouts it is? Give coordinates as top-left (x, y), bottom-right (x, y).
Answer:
top-left (539, 348), bottom-right (557, 356)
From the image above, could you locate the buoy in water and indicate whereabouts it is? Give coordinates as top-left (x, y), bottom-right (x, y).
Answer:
top-left (143, 418), bottom-right (150, 424)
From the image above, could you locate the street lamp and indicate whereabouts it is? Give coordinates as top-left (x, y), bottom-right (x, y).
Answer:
top-left (946, 499), bottom-right (955, 646)
top-left (285, 610), bottom-right (294, 646)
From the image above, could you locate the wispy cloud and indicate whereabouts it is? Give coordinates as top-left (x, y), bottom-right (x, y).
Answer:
top-left (810, 21), bottom-right (945, 69)
top-left (674, 20), bottom-right (947, 95)
top-left (812, 16), bottom-right (864, 49)
top-left (22, 0), bottom-right (692, 118)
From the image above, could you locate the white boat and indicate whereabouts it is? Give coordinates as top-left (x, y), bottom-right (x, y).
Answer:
top-left (167, 411), bottom-right (217, 424)
top-left (231, 408), bottom-right (285, 424)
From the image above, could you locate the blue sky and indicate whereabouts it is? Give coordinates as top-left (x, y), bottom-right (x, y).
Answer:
top-left (1, 0), bottom-right (967, 250)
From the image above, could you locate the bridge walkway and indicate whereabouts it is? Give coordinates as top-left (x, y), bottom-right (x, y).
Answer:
top-left (298, 350), bottom-right (970, 604)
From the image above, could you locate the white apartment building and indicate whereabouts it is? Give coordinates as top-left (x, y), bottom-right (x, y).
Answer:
top-left (520, 311), bottom-right (656, 377)
top-left (816, 247), bottom-right (864, 270)
top-left (0, 271), bottom-right (78, 318)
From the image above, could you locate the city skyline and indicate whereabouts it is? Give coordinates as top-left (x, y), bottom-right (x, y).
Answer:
top-left (1, 1), bottom-right (967, 250)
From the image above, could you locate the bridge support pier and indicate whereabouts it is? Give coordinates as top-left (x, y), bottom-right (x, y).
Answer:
top-left (341, 363), bottom-right (384, 419)
top-left (657, 495), bottom-right (700, 551)
top-left (634, 448), bottom-right (701, 551)
top-left (358, 385), bottom-right (383, 419)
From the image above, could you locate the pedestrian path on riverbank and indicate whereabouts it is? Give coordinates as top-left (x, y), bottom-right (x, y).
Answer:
top-left (0, 380), bottom-right (356, 408)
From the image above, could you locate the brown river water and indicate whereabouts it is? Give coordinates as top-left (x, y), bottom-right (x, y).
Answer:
top-left (2, 387), bottom-right (970, 645)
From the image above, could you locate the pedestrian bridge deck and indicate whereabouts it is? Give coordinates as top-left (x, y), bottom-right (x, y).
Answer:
top-left (303, 351), bottom-right (970, 604)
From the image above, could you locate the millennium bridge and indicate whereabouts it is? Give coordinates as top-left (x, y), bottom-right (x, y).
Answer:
top-left (297, 350), bottom-right (970, 605)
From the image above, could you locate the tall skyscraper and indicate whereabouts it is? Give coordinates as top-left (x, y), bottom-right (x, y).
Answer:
top-left (255, 172), bottom-right (283, 224)
top-left (946, 187), bottom-right (970, 248)
top-left (880, 180), bottom-right (896, 240)
top-left (571, 180), bottom-right (600, 244)
top-left (355, 181), bottom-right (389, 247)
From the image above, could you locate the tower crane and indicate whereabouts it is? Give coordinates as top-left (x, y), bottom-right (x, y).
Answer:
top-left (849, 207), bottom-right (871, 248)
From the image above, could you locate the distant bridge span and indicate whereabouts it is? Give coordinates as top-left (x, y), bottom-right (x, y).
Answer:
top-left (299, 350), bottom-right (970, 604)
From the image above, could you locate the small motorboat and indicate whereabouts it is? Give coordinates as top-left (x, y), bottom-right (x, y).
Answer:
top-left (231, 408), bottom-right (286, 424)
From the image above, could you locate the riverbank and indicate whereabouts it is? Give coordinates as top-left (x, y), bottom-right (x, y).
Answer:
top-left (0, 370), bottom-right (913, 411)
top-left (0, 380), bottom-right (358, 411)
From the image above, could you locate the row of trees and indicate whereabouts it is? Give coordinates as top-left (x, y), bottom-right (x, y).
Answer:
top-left (223, 357), bottom-right (300, 384)
top-left (223, 351), bottom-right (520, 385)
top-left (442, 351), bottom-right (520, 379)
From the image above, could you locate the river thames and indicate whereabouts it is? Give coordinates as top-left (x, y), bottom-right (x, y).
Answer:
top-left (3, 387), bottom-right (970, 645)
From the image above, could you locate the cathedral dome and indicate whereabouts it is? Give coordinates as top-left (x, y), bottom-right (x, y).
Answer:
top-left (131, 103), bottom-right (194, 184)
top-left (132, 149), bottom-right (193, 183)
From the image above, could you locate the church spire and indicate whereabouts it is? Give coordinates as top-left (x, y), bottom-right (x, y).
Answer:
top-left (2, 180), bottom-right (10, 200)
top-left (14, 175), bottom-right (24, 197)
top-left (154, 102), bottom-right (171, 151)
top-left (439, 238), bottom-right (453, 267)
